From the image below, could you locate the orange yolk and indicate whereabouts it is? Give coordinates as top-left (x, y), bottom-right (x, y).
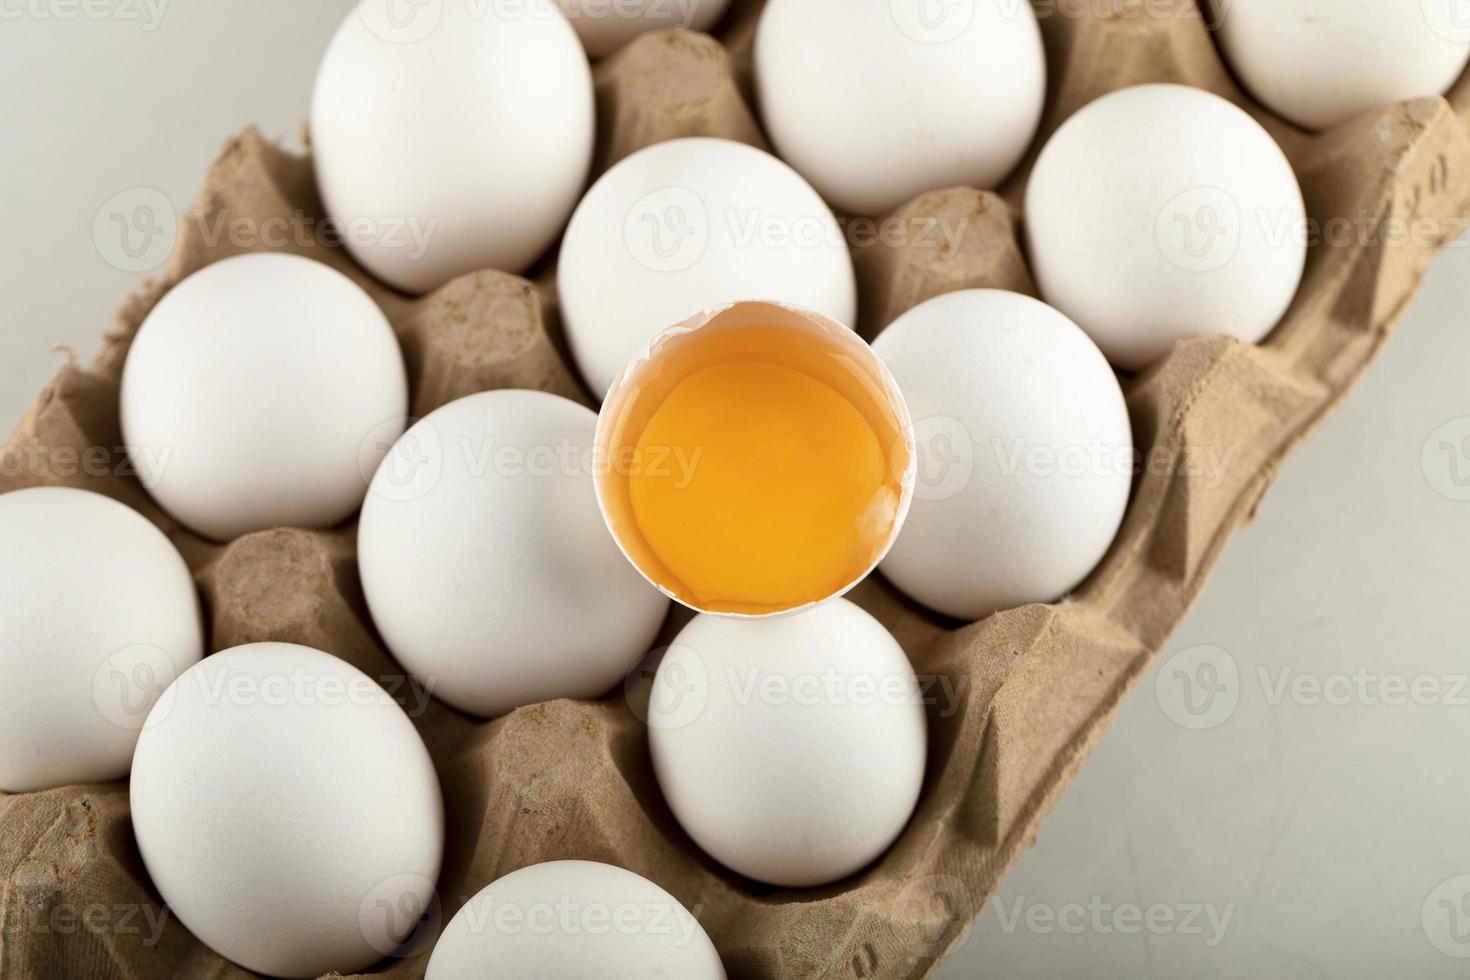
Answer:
top-left (627, 359), bottom-right (897, 614)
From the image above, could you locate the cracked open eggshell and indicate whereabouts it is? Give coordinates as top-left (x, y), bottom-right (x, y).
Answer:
top-left (594, 300), bottom-right (915, 619)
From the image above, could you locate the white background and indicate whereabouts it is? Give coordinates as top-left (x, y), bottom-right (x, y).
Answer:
top-left (2, 3), bottom-right (1468, 978)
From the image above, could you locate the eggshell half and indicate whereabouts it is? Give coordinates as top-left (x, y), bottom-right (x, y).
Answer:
top-left (593, 300), bottom-right (915, 620)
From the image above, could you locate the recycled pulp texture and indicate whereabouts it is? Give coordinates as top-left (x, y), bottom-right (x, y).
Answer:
top-left (4, 5), bottom-right (1470, 978)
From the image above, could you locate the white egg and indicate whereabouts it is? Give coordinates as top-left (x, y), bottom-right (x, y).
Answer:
top-left (872, 290), bottom-right (1132, 621)
top-left (120, 252), bottom-right (408, 541)
top-left (1216, 0), bottom-right (1470, 131)
top-left (312, 0), bottom-right (594, 294)
top-left (130, 642), bottom-right (443, 979)
top-left (0, 488), bottom-right (202, 792)
top-left (358, 389), bottom-right (668, 718)
top-left (426, 861), bottom-right (725, 979)
top-left (648, 599), bottom-right (926, 887)
top-left (753, 0), bottom-right (1045, 216)
top-left (1025, 84), bottom-right (1306, 370)
top-left (559, 137), bottom-right (856, 397)
top-left (555, 0), bottom-right (732, 58)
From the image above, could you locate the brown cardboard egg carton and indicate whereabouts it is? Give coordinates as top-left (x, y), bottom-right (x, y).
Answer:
top-left (4, 2), bottom-right (1470, 977)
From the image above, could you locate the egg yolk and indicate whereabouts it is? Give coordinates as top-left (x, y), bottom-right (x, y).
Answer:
top-left (627, 359), bottom-right (896, 614)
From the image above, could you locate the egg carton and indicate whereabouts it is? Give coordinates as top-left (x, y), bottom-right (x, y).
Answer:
top-left (4, 3), bottom-right (1470, 978)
